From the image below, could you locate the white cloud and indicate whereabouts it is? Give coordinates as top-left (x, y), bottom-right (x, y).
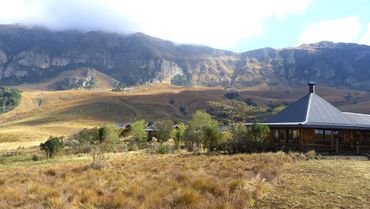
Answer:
top-left (360, 23), bottom-right (370, 45)
top-left (0, 0), bottom-right (312, 49)
top-left (298, 16), bottom-right (362, 44)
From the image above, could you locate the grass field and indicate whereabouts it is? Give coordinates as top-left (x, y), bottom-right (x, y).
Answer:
top-left (0, 83), bottom-right (369, 144)
top-left (0, 152), bottom-right (368, 209)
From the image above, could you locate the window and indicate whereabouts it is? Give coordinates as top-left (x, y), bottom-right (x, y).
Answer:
top-left (288, 129), bottom-right (299, 143)
top-left (274, 129), bottom-right (279, 139)
top-left (314, 129), bottom-right (338, 144)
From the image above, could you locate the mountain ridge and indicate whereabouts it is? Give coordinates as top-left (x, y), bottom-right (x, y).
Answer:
top-left (1, 25), bottom-right (370, 91)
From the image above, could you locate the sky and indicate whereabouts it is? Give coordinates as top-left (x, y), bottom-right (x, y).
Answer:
top-left (0, 0), bottom-right (369, 52)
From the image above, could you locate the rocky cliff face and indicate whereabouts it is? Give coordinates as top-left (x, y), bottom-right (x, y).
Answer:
top-left (1, 25), bottom-right (370, 91)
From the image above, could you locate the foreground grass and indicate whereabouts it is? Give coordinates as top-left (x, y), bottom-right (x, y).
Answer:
top-left (255, 159), bottom-right (370, 209)
top-left (0, 152), bottom-right (291, 209)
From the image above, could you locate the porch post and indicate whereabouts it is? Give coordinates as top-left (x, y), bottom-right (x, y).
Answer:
top-left (330, 129), bottom-right (334, 153)
top-left (300, 128), bottom-right (304, 151)
top-left (350, 130), bottom-right (354, 150)
top-left (336, 137), bottom-right (339, 155)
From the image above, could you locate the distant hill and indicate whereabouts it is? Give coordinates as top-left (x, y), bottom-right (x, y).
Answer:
top-left (1, 25), bottom-right (370, 90)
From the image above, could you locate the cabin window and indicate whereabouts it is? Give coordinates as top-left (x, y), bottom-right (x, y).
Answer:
top-left (274, 129), bottom-right (279, 139)
top-left (287, 129), bottom-right (299, 143)
top-left (314, 129), bottom-right (338, 144)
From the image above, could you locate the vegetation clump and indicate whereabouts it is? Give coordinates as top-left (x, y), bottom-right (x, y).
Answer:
top-left (40, 136), bottom-right (64, 159)
top-left (0, 87), bottom-right (21, 113)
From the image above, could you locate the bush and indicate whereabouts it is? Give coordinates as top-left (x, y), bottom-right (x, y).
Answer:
top-left (99, 124), bottom-right (120, 143)
top-left (156, 120), bottom-right (174, 143)
top-left (40, 136), bottom-right (64, 159)
top-left (158, 144), bottom-right (170, 154)
top-left (130, 120), bottom-right (147, 142)
top-left (173, 123), bottom-right (188, 149)
top-left (0, 87), bottom-right (21, 114)
top-left (225, 122), bottom-right (271, 153)
top-left (224, 91), bottom-right (240, 100)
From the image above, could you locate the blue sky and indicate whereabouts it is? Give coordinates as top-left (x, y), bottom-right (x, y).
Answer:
top-left (233, 0), bottom-right (370, 51)
top-left (0, 0), bottom-right (369, 52)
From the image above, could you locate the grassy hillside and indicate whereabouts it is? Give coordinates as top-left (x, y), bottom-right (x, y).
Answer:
top-left (0, 84), bottom-right (369, 143)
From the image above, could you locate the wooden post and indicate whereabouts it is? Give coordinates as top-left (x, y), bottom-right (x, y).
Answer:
top-left (300, 128), bottom-right (304, 152)
top-left (356, 140), bottom-right (360, 155)
top-left (350, 130), bottom-right (354, 150)
top-left (336, 137), bottom-right (339, 155)
top-left (331, 129), bottom-right (334, 153)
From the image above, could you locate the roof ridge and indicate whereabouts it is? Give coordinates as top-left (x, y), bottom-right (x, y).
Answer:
top-left (302, 93), bottom-right (313, 124)
top-left (342, 112), bottom-right (370, 116)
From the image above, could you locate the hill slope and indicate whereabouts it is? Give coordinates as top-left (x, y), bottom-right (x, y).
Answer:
top-left (1, 25), bottom-right (370, 90)
top-left (0, 84), bottom-right (368, 143)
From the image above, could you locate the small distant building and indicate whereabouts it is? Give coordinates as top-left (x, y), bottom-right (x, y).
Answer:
top-left (257, 82), bottom-right (370, 154)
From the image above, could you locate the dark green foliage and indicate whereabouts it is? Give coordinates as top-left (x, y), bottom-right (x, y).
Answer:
top-left (71, 128), bottom-right (101, 144)
top-left (0, 87), bottom-right (21, 113)
top-left (224, 91), bottom-right (240, 100)
top-left (179, 106), bottom-right (187, 115)
top-left (173, 123), bottom-right (187, 149)
top-left (40, 136), bottom-right (64, 158)
top-left (183, 128), bottom-right (204, 151)
top-left (50, 77), bottom-right (96, 90)
top-left (202, 125), bottom-right (223, 151)
top-left (225, 122), bottom-right (271, 153)
top-left (184, 110), bottom-right (222, 151)
top-left (170, 74), bottom-right (191, 86)
top-left (244, 98), bottom-right (256, 106)
top-left (158, 144), bottom-right (170, 154)
top-left (156, 120), bottom-right (174, 143)
top-left (112, 82), bottom-right (126, 92)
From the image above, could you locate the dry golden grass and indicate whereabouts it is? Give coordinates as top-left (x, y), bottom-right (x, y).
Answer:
top-left (0, 152), bottom-right (292, 209)
top-left (255, 159), bottom-right (370, 209)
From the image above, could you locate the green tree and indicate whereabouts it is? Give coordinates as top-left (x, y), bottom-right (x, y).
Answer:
top-left (247, 122), bottom-right (270, 143)
top-left (183, 128), bottom-right (204, 151)
top-left (173, 123), bottom-right (188, 149)
top-left (99, 124), bottom-right (120, 143)
top-left (156, 120), bottom-right (174, 143)
top-left (0, 87), bottom-right (21, 113)
top-left (186, 110), bottom-right (220, 151)
top-left (189, 110), bottom-right (217, 129)
top-left (40, 136), bottom-right (64, 158)
top-left (202, 125), bottom-right (223, 151)
top-left (131, 120), bottom-right (147, 142)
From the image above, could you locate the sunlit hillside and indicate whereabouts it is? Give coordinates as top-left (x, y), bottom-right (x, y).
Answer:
top-left (0, 83), bottom-right (369, 145)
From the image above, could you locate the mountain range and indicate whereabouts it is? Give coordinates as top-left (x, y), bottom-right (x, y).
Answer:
top-left (1, 24), bottom-right (370, 91)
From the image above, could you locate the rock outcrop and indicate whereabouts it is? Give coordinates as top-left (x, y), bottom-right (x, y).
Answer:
top-left (1, 25), bottom-right (370, 91)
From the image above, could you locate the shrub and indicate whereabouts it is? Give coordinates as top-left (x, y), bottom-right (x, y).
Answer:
top-left (202, 125), bottom-right (223, 151)
top-left (158, 144), bottom-right (170, 154)
top-left (99, 124), bottom-right (120, 143)
top-left (189, 110), bottom-right (218, 130)
top-left (40, 136), bottom-right (64, 159)
top-left (130, 120), bottom-right (147, 142)
top-left (224, 91), bottom-right (240, 100)
top-left (0, 87), bottom-right (21, 113)
top-left (225, 122), bottom-right (271, 153)
top-left (156, 120), bottom-right (174, 143)
top-left (173, 123), bottom-right (188, 149)
top-left (31, 155), bottom-right (40, 161)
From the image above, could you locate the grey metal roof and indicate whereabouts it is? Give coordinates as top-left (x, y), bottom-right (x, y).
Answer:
top-left (265, 89), bottom-right (370, 130)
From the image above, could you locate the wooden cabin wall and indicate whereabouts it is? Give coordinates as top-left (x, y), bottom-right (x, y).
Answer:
top-left (268, 127), bottom-right (370, 154)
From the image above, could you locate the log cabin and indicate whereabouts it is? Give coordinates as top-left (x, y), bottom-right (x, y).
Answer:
top-left (261, 82), bottom-right (370, 154)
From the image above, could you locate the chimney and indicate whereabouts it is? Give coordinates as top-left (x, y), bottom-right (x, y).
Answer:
top-left (308, 81), bottom-right (316, 94)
